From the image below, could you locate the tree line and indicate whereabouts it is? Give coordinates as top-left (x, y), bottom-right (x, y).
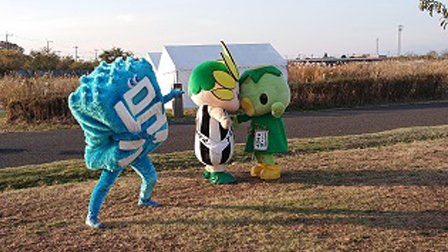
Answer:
top-left (0, 43), bottom-right (134, 75)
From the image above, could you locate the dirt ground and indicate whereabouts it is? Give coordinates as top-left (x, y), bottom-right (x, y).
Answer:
top-left (1, 139), bottom-right (448, 252)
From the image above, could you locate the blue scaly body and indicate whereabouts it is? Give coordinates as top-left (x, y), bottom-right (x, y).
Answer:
top-left (69, 57), bottom-right (182, 228)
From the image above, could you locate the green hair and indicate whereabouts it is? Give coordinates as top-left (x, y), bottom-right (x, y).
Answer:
top-left (189, 61), bottom-right (228, 95)
top-left (239, 66), bottom-right (282, 84)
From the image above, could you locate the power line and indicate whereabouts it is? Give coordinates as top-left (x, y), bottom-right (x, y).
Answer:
top-left (13, 35), bottom-right (46, 43)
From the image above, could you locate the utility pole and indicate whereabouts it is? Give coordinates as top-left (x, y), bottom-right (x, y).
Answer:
top-left (398, 25), bottom-right (404, 56)
top-left (5, 31), bottom-right (13, 43)
top-left (74, 46), bottom-right (79, 61)
top-left (46, 39), bottom-right (53, 52)
top-left (94, 49), bottom-right (98, 61)
top-left (376, 38), bottom-right (380, 56)
top-left (4, 31), bottom-right (13, 49)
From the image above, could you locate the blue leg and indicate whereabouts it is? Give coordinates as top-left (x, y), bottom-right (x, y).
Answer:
top-left (86, 168), bottom-right (122, 228)
top-left (131, 156), bottom-right (161, 207)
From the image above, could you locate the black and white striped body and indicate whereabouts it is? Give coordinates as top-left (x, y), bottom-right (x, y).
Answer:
top-left (194, 105), bottom-right (234, 171)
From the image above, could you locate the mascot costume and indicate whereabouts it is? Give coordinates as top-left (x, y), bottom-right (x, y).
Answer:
top-left (236, 66), bottom-right (290, 180)
top-left (69, 57), bottom-right (182, 228)
top-left (188, 42), bottom-right (240, 184)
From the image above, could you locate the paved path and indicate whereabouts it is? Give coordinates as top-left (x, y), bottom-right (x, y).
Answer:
top-left (1, 102), bottom-right (448, 168)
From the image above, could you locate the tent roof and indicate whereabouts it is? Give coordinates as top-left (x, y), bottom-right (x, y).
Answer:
top-left (147, 52), bottom-right (162, 70)
top-left (163, 43), bottom-right (285, 71)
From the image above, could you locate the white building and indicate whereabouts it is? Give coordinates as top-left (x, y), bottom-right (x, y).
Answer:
top-left (148, 43), bottom-right (287, 109)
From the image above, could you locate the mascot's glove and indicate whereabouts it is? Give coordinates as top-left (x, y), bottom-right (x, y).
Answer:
top-left (162, 89), bottom-right (184, 104)
top-left (271, 102), bottom-right (286, 118)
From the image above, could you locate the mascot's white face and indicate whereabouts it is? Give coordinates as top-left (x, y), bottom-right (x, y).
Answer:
top-left (191, 82), bottom-right (240, 113)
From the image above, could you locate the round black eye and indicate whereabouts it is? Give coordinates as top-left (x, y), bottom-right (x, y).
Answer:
top-left (259, 93), bottom-right (268, 105)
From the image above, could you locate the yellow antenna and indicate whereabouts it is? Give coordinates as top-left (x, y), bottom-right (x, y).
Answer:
top-left (220, 41), bottom-right (239, 81)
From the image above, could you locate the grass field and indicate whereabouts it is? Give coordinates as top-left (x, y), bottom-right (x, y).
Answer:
top-left (1, 126), bottom-right (447, 251)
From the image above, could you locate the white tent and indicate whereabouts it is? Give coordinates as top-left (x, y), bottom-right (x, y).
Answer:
top-left (147, 52), bottom-right (162, 70)
top-left (148, 43), bottom-right (287, 109)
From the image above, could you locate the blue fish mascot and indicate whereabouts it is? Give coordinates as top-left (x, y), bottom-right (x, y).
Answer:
top-left (69, 57), bottom-right (182, 228)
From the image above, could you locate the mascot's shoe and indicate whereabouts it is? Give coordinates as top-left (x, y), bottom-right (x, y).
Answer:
top-left (260, 165), bottom-right (281, 180)
top-left (207, 171), bottom-right (236, 184)
top-left (138, 198), bottom-right (162, 207)
top-left (203, 170), bottom-right (211, 180)
top-left (250, 163), bottom-right (266, 177)
top-left (86, 212), bottom-right (103, 229)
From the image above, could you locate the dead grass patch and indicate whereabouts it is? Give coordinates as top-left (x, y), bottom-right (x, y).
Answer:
top-left (288, 60), bottom-right (448, 109)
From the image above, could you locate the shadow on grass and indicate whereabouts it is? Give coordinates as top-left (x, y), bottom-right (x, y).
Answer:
top-left (161, 169), bottom-right (448, 187)
top-left (166, 169), bottom-right (448, 187)
top-left (276, 169), bottom-right (448, 187)
top-left (105, 205), bottom-right (448, 232)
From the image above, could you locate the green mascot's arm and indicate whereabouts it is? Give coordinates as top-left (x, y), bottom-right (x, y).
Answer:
top-left (271, 102), bottom-right (286, 118)
top-left (236, 114), bottom-right (251, 123)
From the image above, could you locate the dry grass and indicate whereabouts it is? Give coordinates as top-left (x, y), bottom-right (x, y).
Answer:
top-left (0, 74), bottom-right (197, 127)
top-left (0, 74), bottom-right (77, 103)
top-left (288, 60), bottom-right (448, 109)
top-left (1, 134), bottom-right (448, 251)
top-left (0, 75), bottom-right (78, 123)
top-left (2, 59), bottom-right (448, 124)
top-left (288, 60), bottom-right (448, 84)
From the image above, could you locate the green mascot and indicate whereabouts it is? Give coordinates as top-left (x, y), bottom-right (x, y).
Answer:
top-left (236, 66), bottom-right (290, 180)
top-left (188, 42), bottom-right (240, 184)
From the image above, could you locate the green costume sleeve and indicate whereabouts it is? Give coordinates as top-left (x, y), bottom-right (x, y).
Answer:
top-left (236, 114), bottom-right (251, 123)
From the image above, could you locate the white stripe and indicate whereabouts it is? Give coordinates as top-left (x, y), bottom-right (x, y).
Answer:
top-left (194, 133), bottom-right (202, 163)
top-left (207, 109), bottom-right (222, 166)
top-left (123, 77), bottom-right (156, 116)
top-left (145, 104), bottom-right (167, 135)
top-left (137, 102), bottom-right (160, 125)
top-left (114, 101), bottom-right (141, 132)
top-left (194, 106), bottom-right (206, 165)
top-left (154, 128), bottom-right (168, 143)
top-left (118, 140), bottom-right (145, 150)
top-left (118, 146), bottom-right (144, 167)
top-left (139, 102), bottom-right (166, 133)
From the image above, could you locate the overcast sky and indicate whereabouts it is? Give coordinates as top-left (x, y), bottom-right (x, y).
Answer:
top-left (1, 0), bottom-right (447, 60)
